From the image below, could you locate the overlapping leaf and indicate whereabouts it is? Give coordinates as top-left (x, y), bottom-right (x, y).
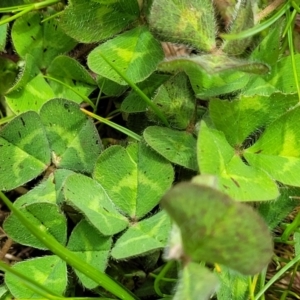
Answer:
top-left (4, 202), bottom-right (67, 249)
top-left (161, 182), bottom-right (273, 275)
top-left (64, 174), bottom-right (129, 236)
top-left (93, 142), bottom-right (174, 218)
top-left (173, 263), bottom-right (219, 300)
top-left (0, 111), bottom-right (50, 191)
top-left (5, 55), bottom-right (55, 114)
top-left (5, 256), bottom-right (67, 298)
top-left (244, 106), bottom-right (300, 186)
top-left (67, 220), bottom-right (112, 289)
top-left (209, 93), bottom-right (298, 146)
top-left (88, 26), bottom-right (164, 85)
top-left (197, 121), bottom-right (279, 201)
top-left (47, 55), bottom-right (96, 103)
top-left (111, 210), bottom-right (171, 260)
top-left (144, 126), bottom-right (198, 170)
top-left (12, 11), bottom-right (76, 69)
top-left (40, 98), bottom-right (102, 174)
top-left (146, 72), bottom-right (196, 129)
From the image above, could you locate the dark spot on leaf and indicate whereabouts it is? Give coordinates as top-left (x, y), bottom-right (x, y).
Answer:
top-left (72, 79), bottom-right (76, 85)
top-left (230, 177), bottom-right (240, 188)
top-left (112, 60), bottom-right (115, 63)
top-left (166, 148), bottom-right (170, 150)
top-left (18, 131), bottom-right (21, 138)
top-left (27, 22), bottom-right (31, 26)
top-left (20, 117), bottom-right (25, 126)
top-left (43, 48), bottom-right (47, 53)
top-left (64, 103), bottom-right (69, 110)
top-left (157, 103), bottom-right (163, 107)
top-left (103, 207), bottom-right (109, 213)
top-left (31, 36), bottom-right (36, 41)
top-left (254, 149), bottom-right (262, 154)
top-left (223, 185), bottom-right (229, 189)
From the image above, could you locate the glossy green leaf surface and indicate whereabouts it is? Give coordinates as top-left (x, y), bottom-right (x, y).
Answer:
top-left (197, 121), bottom-right (279, 201)
top-left (64, 174), bottom-right (129, 236)
top-left (88, 26), bottom-right (164, 85)
top-left (40, 98), bottom-right (102, 174)
top-left (111, 210), bottom-right (171, 260)
top-left (149, 0), bottom-right (216, 52)
top-left (161, 182), bottom-right (273, 275)
top-left (93, 143), bottom-right (174, 218)
top-left (5, 256), bottom-right (67, 298)
top-left (0, 111), bottom-right (50, 191)
top-left (67, 220), bottom-right (112, 289)
top-left (144, 126), bottom-right (198, 170)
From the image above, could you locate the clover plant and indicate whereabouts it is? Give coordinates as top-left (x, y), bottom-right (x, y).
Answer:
top-left (0, 0), bottom-right (300, 299)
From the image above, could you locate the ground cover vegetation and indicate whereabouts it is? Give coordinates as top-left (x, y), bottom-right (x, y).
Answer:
top-left (0, 0), bottom-right (300, 299)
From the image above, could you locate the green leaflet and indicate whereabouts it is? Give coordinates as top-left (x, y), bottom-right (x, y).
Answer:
top-left (40, 98), bottom-right (102, 174)
top-left (158, 55), bottom-right (268, 99)
top-left (209, 93), bottom-right (298, 146)
top-left (111, 210), bottom-right (171, 260)
top-left (88, 26), bottom-right (164, 85)
top-left (11, 11), bottom-right (76, 69)
top-left (173, 263), bottom-right (219, 300)
top-left (197, 121), bottom-right (279, 201)
top-left (161, 182), bottom-right (273, 275)
top-left (3, 202), bottom-right (67, 249)
top-left (146, 72), bottom-right (196, 129)
top-left (144, 126), bottom-right (198, 170)
top-left (64, 174), bottom-right (129, 236)
top-left (60, 0), bottom-right (140, 43)
top-left (244, 106), bottom-right (300, 186)
top-left (67, 220), bottom-right (112, 289)
top-left (149, 0), bottom-right (216, 52)
top-left (5, 256), bottom-right (67, 299)
top-left (0, 111), bottom-right (50, 191)
top-left (5, 54), bottom-right (55, 114)
top-left (121, 73), bottom-right (169, 113)
top-left (93, 142), bottom-right (174, 219)
top-left (47, 55), bottom-right (96, 103)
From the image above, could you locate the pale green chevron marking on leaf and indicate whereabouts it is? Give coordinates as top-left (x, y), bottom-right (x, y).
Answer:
top-left (0, 111), bottom-right (50, 191)
top-left (209, 93), bottom-right (298, 146)
top-left (93, 142), bottom-right (174, 219)
top-left (40, 99), bottom-right (102, 174)
top-left (60, 0), bottom-right (139, 43)
top-left (244, 106), bottom-right (300, 186)
top-left (67, 220), bottom-right (112, 289)
top-left (197, 121), bottom-right (278, 201)
top-left (111, 210), bottom-right (171, 260)
top-left (88, 26), bottom-right (164, 85)
top-left (143, 126), bottom-right (198, 170)
top-left (3, 202), bottom-right (67, 249)
top-left (149, 0), bottom-right (216, 52)
top-left (161, 183), bottom-right (273, 275)
top-left (64, 174), bottom-right (128, 236)
top-left (5, 256), bottom-right (67, 299)
top-left (173, 263), bottom-right (219, 300)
